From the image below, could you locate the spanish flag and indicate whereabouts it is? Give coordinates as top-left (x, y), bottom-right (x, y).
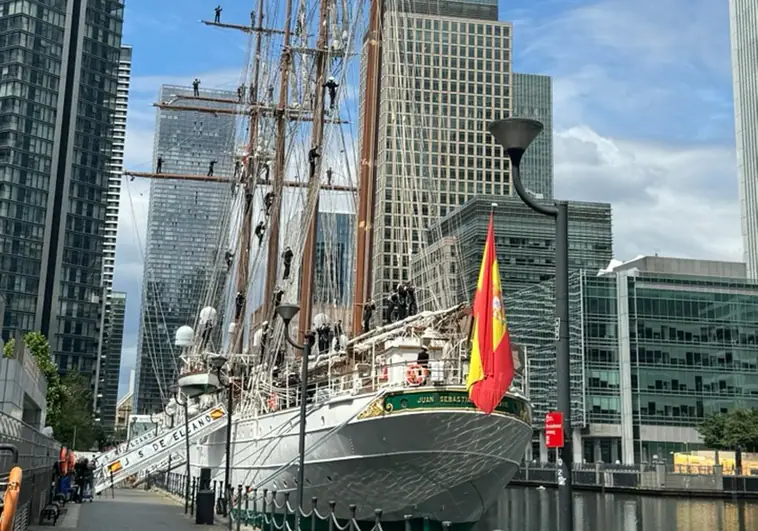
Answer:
top-left (466, 213), bottom-right (515, 414)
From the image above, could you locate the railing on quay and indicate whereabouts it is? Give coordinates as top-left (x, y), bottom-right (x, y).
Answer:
top-left (0, 411), bottom-right (59, 531)
top-left (151, 471), bottom-right (454, 531)
top-left (514, 460), bottom-right (758, 495)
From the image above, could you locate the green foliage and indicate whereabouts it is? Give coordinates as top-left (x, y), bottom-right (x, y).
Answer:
top-left (55, 372), bottom-right (98, 449)
top-left (4, 332), bottom-right (97, 449)
top-left (697, 409), bottom-right (758, 452)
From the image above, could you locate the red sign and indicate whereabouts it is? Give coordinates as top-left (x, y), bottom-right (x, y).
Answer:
top-left (545, 411), bottom-right (564, 448)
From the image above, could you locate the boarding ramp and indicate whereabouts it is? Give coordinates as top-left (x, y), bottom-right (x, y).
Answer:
top-left (94, 404), bottom-right (227, 494)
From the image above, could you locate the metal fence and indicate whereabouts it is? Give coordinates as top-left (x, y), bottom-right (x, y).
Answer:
top-left (0, 411), bottom-right (59, 531)
top-left (152, 471), bottom-right (454, 531)
top-left (513, 461), bottom-right (758, 495)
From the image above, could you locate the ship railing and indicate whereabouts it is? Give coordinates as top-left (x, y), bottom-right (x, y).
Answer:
top-left (261, 356), bottom-right (470, 413)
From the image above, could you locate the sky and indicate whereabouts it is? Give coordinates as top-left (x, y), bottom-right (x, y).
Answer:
top-left (113, 0), bottom-right (740, 398)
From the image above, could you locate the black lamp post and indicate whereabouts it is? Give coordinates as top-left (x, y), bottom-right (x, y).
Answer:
top-left (171, 383), bottom-right (192, 515)
top-left (275, 303), bottom-right (315, 525)
top-left (209, 354), bottom-right (233, 529)
top-left (488, 117), bottom-right (574, 531)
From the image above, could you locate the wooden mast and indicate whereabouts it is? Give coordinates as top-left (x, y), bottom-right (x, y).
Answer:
top-left (231, 0), bottom-right (266, 355)
top-left (297, 0), bottom-right (331, 338)
top-left (263, 0), bottom-right (296, 318)
top-left (352, 0), bottom-right (383, 335)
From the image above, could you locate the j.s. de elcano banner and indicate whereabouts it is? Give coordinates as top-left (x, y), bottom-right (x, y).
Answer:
top-left (95, 405), bottom-right (228, 493)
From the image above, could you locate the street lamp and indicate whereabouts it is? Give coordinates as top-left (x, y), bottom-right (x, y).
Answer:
top-left (170, 383), bottom-right (192, 515)
top-left (208, 354), bottom-right (232, 527)
top-left (275, 303), bottom-right (315, 524)
top-left (488, 117), bottom-right (574, 531)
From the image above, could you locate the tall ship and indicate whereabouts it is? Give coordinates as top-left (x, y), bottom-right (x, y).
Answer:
top-left (96, 0), bottom-right (532, 525)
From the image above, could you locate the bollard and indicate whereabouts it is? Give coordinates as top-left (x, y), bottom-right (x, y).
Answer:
top-left (328, 501), bottom-right (337, 531)
top-left (236, 485), bottom-right (243, 531)
top-left (374, 510), bottom-right (383, 531)
top-left (349, 505), bottom-right (358, 531)
top-left (311, 498), bottom-right (319, 531)
top-left (190, 477), bottom-right (197, 516)
top-left (404, 514), bottom-right (413, 531)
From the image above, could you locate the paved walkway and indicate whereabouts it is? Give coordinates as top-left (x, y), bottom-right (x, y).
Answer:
top-left (30, 489), bottom-right (226, 531)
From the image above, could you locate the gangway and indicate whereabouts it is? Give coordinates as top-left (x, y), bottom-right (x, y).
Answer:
top-left (93, 404), bottom-right (228, 494)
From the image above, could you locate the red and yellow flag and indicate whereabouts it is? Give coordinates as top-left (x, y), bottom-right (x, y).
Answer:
top-left (466, 213), bottom-right (515, 414)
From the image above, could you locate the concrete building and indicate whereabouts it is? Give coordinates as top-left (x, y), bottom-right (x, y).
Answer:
top-left (365, 0), bottom-right (513, 313)
top-left (411, 196), bottom-right (613, 308)
top-left (133, 85), bottom-right (235, 414)
top-left (0, 2), bottom-right (125, 387)
top-left (512, 73), bottom-right (553, 199)
top-left (507, 256), bottom-right (758, 464)
top-left (0, 331), bottom-right (48, 430)
top-left (98, 291), bottom-right (126, 430)
top-left (729, 0), bottom-right (758, 278)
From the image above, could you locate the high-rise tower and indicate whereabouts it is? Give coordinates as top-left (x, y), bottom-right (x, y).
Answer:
top-left (365, 0), bottom-right (512, 305)
top-left (93, 45), bottom-right (132, 429)
top-left (729, 0), bottom-right (758, 278)
top-left (0, 1), bottom-right (125, 383)
top-left (133, 85), bottom-right (235, 414)
top-left (513, 73), bottom-right (553, 199)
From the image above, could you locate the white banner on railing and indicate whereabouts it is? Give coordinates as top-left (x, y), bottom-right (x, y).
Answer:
top-left (94, 404), bottom-right (227, 494)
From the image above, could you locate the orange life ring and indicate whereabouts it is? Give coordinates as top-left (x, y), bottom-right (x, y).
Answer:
top-left (0, 466), bottom-right (22, 531)
top-left (267, 394), bottom-right (278, 410)
top-left (406, 364), bottom-right (429, 386)
top-left (59, 447), bottom-right (68, 475)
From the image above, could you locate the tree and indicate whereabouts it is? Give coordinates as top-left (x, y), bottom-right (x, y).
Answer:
top-left (55, 372), bottom-right (98, 449)
top-left (4, 333), bottom-right (97, 449)
top-left (698, 409), bottom-right (758, 453)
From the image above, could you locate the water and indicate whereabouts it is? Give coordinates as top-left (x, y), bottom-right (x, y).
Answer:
top-left (474, 487), bottom-right (758, 531)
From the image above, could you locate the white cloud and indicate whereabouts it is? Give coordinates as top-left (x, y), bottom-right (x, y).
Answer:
top-left (554, 126), bottom-right (741, 262)
top-left (510, 0), bottom-right (742, 264)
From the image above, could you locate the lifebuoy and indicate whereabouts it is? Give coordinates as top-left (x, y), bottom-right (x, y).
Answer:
top-left (0, 466), bottom-right (22, 531)
top-left (267, 394), bottom-right (278, 410)
top-left (406, 364), bottom-right (429, 386)
top-left (379, 365), bottom-right (388, 381)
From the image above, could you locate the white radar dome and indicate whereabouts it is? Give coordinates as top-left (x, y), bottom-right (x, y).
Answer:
top-left (175, 326), bottom-right (195, 347)
top-left (199, 307), bottom-right (218, 326)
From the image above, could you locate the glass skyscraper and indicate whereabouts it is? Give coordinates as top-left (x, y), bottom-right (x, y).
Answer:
top-left (512, 73), bottom-right (553, 199)
top-left (99, 290), bottom-right (125, 429)
top-left (133, 85), bottom-right (236, 414)
top-left (729, 0), bottom-right (758, 279)
top-left (412, 195), bottom-right (613, 308)
top-left (0, 1), bottom-right (125, 384)
top-left (314, 211), bottom-right (354, 307)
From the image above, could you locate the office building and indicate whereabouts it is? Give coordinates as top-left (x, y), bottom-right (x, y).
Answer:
top-left (314, 210), bottom-right (354, 306)
top-left (730, 0), bottom-right (758, 278)
top-left (365, 1), bottom-right (513, 315)
top-left (507, 255), bottom-right (758, 464)
top-left (133, 85), bottom-right (235, 414)
top-left (411, 196), bottom-right (613, 307)
top-left (93, 45), bottom-right (131, 428)
top-left (97, 291), bottom-right (126, 430)
top-left (0, 2), bottom-right (125, 384)
top-left (512, 73), bottom-right (553, 199)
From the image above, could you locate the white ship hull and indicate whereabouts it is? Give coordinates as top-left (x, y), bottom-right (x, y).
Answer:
top-left (190, 386), bottom-right (531, 523)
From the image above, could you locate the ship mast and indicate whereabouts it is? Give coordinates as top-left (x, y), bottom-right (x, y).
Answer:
top-left (297, 0), bottom-right (331, 338)
top-left (231, 0), bottom-right (266, 355)
top-left (352, 0), bottom-right (383, 335)
top-left (263, 0), bottom-right (296, 318)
